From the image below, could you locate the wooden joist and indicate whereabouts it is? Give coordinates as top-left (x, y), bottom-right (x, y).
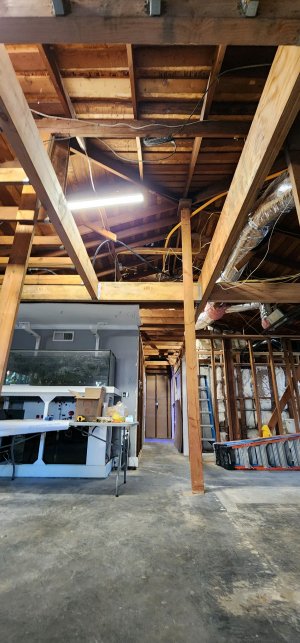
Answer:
top-left (183, 45), bottom-right (226, 197)
top-left (0, 45), bottom-right (98, 299)
top-left (126, 44), bottom-right (143, 180)
top-left (198, 45), bottom-right (300, 313)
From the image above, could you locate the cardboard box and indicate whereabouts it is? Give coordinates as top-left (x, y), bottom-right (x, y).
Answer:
top-left (73, 387), bottom-right (106, 421)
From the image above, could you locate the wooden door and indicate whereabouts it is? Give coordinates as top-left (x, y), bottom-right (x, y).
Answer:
top-left (145, 374), bottom-right (171, 439)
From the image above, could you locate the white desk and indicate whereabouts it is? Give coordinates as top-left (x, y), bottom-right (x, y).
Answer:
top-left (70, 422), bottom-right (138, 496)
top-left (0, 419), bottom-right (137, 492)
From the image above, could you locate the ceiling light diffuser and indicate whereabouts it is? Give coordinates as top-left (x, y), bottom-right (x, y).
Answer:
top-left (68, 193), bottom-right (144, 211)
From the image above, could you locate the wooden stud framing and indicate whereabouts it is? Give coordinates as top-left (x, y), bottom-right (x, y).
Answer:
top-left (222, 339), bottom-right (240, 440)
top-left (248, 340), bottom-right (263, 435)
top-left (282, 341), bottom-right (300, 432)
top-left (267, 339), bottom-right (284, 435)
top-left (210, 340), bottom-right (220, 442)
top-left (181, 201), bottom-right (204, 493)
top-left (235, 353), bottom-right (248, 440)
top-left (287, 340), bottom-right (300, 419)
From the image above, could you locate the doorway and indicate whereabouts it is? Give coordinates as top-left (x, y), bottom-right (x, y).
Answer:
top-left (145, 373), bottom-right (171, 439)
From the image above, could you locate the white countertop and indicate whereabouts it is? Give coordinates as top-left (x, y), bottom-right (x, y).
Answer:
top-left (1, 385), bottom-right (121, 398)
top-left (0, 419), bottom-right (138, 437)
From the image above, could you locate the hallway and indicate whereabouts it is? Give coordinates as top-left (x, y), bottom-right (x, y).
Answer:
top-left (0, 443), bottom-right (299, 642)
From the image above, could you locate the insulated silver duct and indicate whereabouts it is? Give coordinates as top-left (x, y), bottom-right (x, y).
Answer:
top-left (196, 173), bottom-right (294, 331)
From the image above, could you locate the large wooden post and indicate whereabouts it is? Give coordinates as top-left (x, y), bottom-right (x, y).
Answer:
top-left (180, 200), bottom-right (204, 493)
top-left (0, 186), bottom-right (36, 390)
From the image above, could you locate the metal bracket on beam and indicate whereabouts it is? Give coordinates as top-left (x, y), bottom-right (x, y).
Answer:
top-left (146, 0), bottom-right (162, 16)
top-left (51, 0), bottom-right (71, 16)
top-left (239, 0), bottom-right (259, 17)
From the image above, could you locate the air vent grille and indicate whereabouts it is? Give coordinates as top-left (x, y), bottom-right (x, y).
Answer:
top-left (52, 331), bottom-right (74, 342)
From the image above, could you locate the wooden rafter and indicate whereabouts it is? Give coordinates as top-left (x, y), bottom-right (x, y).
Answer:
top-left (183, 45), bottom-right (226, 197)
top-left (126, 44), bottom-right (143, 180)
top-left (38, 44), bottom-right (75, 118)
top-left (197, 45), bottom-right (300, 313)
top-left (0, 44), bottom-right (98, 299)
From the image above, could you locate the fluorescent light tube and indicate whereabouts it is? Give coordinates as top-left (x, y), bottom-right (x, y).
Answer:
top-left (68, 193), bottom-right (144, 211)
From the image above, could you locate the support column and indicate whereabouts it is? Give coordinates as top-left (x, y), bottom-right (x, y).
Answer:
top-left (180, 201), bottom-right (204, 493)
top-left (0, 186), bottom-right (36, 391)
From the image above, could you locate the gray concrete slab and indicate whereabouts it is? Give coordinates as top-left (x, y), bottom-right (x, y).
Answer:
top-left (0, 442), bottom-right (299, 643)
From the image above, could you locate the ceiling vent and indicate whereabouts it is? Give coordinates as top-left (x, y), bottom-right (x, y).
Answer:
top-left (52, 331), bottom-right (74, 342)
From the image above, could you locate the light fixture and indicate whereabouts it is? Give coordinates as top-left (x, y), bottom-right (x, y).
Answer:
top-left (68, 193), bottom-right (144, 211)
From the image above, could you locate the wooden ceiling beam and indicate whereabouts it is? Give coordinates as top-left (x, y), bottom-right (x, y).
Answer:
top-left (0, 281), bottom-right (197, 302)
top-left (210, 282), bottom-right (300, 303)
top-left (198, 46), bottom-right (300, 313)
top-left (0, 45), bottom-right (98, 299)
top-left (0, 10), bottom-right (299, 45)
top-left (37, 118), bottom-right (249, 139)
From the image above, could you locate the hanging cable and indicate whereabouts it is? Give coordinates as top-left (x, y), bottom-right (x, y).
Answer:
top-left (92, 238), bottom-right (174, 279)
top-left (162, 169), bottom-right (286, 273)
top-left (30, 63), bottom-right (272, 137)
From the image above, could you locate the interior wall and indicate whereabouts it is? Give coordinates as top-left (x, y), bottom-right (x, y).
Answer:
top-left (12, 329), bottom-right (96, 351)
top-left (10, 305), bottom-right (140, 464)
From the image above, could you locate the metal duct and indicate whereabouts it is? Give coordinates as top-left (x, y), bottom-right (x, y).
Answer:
top-left (221, 172), bottom-right (293, 282)
top-left (196, 173), bottom-right (294, 331)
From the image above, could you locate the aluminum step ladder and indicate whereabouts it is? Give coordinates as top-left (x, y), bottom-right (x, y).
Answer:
top-left (199, 374), bottom-right (216, 442)
top-left (214, 433), bottom-right (300, 470)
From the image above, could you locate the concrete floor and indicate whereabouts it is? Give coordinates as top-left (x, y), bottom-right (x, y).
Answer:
top-left (0, 442), bottom-right (300, 643)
